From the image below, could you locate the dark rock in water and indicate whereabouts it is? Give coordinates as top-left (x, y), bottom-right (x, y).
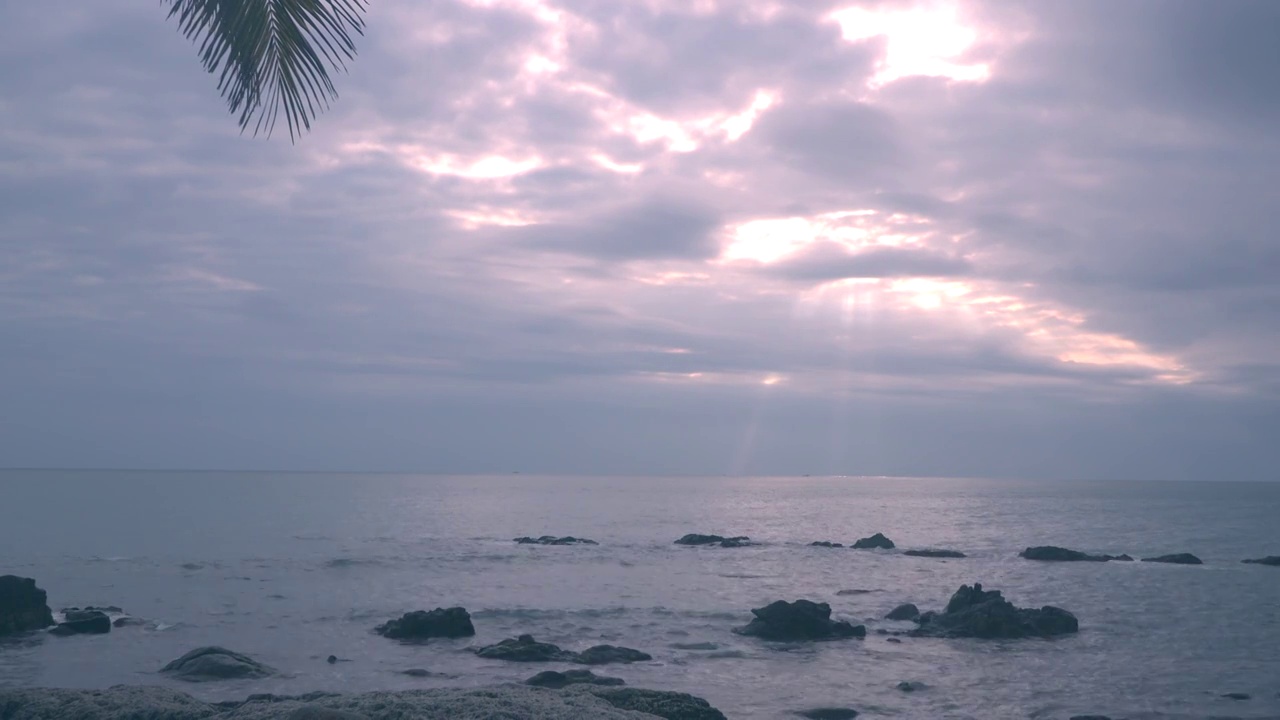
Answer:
top-left (112, 616), bottom-right (147, 628)
top-left (1222, 692), bottom-right (1251, 700)
top-left (671, 642), bottom-right (719, 650)
top-left (911, 583), bottom-right (1079, 639)
top-left (161, 646), bottom-right (276, 681)
top-left (1141, 553), bottom-right (1202, 565)
top-left (885, 637), bottom-right (902, 644)
top-left (525, 669), bottom-right (626, 689)
top-left (795, 708), bottom-right (859, 719)
top-left (401, 668), bottom-right (433, 677)
top-left (810, 541), bottom-right (844, 548)
top-left (896, 681), bottom-right (925, 692)
top-left (61, 605), bottom-right (123, 614)
top-left (374, 607), bottom-right (475, 639)
top-left (326, 655), bottom-right (337, 664)
top-left (585, 686), bottom-right (728, 720)
top-left (0, 576), bottom-right (55, 636)
top-left (674, 533), bottom-right (751, 548)
top-left (477, 634), bottom-right (576, 662)
top-left (851, 533), bottom-right (895, 550)
top-left (885, 603), bottom-right (920, 621)
top-left (903, 549), bottom-right (965, 558)
top-left (1019, 546), bottom-right (1117, 562)
top-left (514, 535), bottom-right (599, 546)
top-left (285, 707), bottom-right (369, 720)
top-left (1069, 716), bottom-right (1114, 720)
top-left (576, 645), bottom-right (653, 665)
top-left (49, 609), bottom-right (111, 636)
top-left (1108, 554), bottom-right (1134, 561)
top-left (735, 599), bottom-right (865, 641)
top-left (835, 589), bottom-right (874, 596)
top-left (1243, 556), bottom-right (1280, 566)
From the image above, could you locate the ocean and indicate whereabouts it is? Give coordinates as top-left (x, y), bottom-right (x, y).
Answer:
top-left (1, 471), bottom-right (1278, 719)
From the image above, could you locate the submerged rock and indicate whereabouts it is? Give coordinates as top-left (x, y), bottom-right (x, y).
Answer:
top-left (525, 669), bottom-right (626, 689)
top-left (885, 603), bottom-right (920, 621)
top-left (911, 583), bottom-right (1078, 639)
top-left (674, 534), bottom-right (752, 548)
top-left (476, 635), bottom-right (650, 665)
top-left (49, 608), bottom-right (111, 636)
top-left (374, 607), bottom-right (475, 639)
top-left (810, 541), bottom-right (844, 548)
top-left (1019, 546), bottom-right (1129, 562)
top-left (1221, 692), bottom-right (1250, 700)
top-left (0, 576), bottom-right (54, 636)
top-left (576, 645), bottom-right (653, 665)
top-left (903, 549), bottom-right (965, 558)
top-left (1141, 553), bottom-right (1202, 565)
top-left (896, 681), bottom-right (925, 692)
top-left (1243, 556), bottom-right (1280, 566)
top-left (735, 599), bottom-right (865, 641)
top-left (795, 709), bottom-right (859, 719)
top-left (851, 533), bottom-right (895, 550)
top-left (161, 646), bottom-right (276, 682)
top-left (514, 536), bottom-right (599, 546)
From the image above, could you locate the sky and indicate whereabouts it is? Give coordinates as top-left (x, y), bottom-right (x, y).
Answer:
top-left (2, 0), bottom-right (1279, 480)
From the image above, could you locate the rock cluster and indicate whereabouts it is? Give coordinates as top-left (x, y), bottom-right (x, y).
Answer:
top-left (674, 534), bottom-right (752, 548)
top-left (475, 635), bottom-right (652, 665)
top-left (735, 600), bottom-right (865, 641)
top-left (851, 533), bottom-right (895, 550)
top-left (374, 607), bottom-right (475, 640)
top-left (161, 647), bottom-right (277, 682)
top-left (1019, 546), bottom-right (1130, 562)
top-left (910, 584), bottom-right (1079, 639)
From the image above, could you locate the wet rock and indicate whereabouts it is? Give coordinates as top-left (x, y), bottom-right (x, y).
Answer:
top-left (1019, 546), bottom-right (1115, 562)
top-left (896, 681), bottom-right (925, 692)
top-left (374, 607), bottom-right (475, 639)
top-left (326, 655), bottom-right (337, 664)
top-left (285, 707), bottom-right (369, 720)
top-left (885, 637), bottom-right (902, 644)
top-left (1242, 556), bottom-right (1280, 566)
top-left (903, 549), bottom-right (965, 558)
top-left (401, 668), bottom-right (432, 677)
top-left (476, 634), bottom-right (576, 662)
top-left (735, 599), bottom-right (865, 641)
top-left (851, 533), bottom-right (895, 550)
top-left (525, 669), bottom-right (626, 688)
top-left (1222, 692), bottom-right (1250, 700)
top-left (112, 616), bottom-right (147, 628)
top-left (670, 642), bottom-right (719, 650)
top-left (584, 686), bottom-right (728, 720)
top-left (911, 583), bottom-right (1079, 639)
top-left (161, 646), bottom-right (276, 682)
top-left (674, 533), bottom-right (752, 548)
top-left (1141, 553), bottom-right (1202, 565)
top-left (575, 645), bottom-right (653, 665)
top-left (835, 589), bottom-right (874, 596)
top-left (885, 603), bottom-right (920, 621)
top-left (49, 609), bottom-right (111, 636)
top-left (810, 541), bottom-right (844, 548)
top-left (0, 576), bottom-right (54, 636)
top-left (514, 536), bottom-right (599, 546)
top-left (795, 709), bottom-right (859, 719)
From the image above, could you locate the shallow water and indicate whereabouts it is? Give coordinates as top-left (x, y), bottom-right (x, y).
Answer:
top-left (2, 471), bottom-right (1279, 719)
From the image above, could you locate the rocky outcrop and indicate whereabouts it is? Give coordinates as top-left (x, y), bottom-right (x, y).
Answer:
top-left (1243, 556), bottom-right (1280, 566)
top-left (795, 709), bottom-right (860, 719)
top-left (885, 603), bottom-right (920, 621)
top-left (903, 549), bottom-right (965, 558)
top-left (525, 669), bottom-right (626, 688)
top-left (161, 647), bottom-right (277, 682)
top-left (1019, 546), bottom-right (1129, 562)
top-left (1141, 553), bottom-right (1202, 565)
top-left (514, 536), bottom-right (599, 546)
top-left (476, 635), bottom-right (651, 664)
top-left (809, 541), bottom-right (843, 548)
top-left (910, 584), bottom-right (1079, 639)
top-left (0, 685), bottom-right (727, 720)
top-left (0, 576), bottom-right (54, 636)
top-left (49, 608), bottom-right (111, 636)
top-left (851, 533), bottom-right (894, 550)
top-left (374, 607), bottom-right (475, 639)
top-left (735, 600), bottom-right (865, 641)
top-left (674, 534), bottom-right (751, 548)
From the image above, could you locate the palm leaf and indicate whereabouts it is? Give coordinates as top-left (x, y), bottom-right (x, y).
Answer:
top-left (165, 0), bottom-right (367, 141)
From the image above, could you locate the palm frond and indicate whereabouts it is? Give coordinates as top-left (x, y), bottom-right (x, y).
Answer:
top-left (165, 0), bottom-right (367, 141)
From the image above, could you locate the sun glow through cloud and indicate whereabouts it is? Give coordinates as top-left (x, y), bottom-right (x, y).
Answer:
top-left (830, 2), bottom-right (991, 87)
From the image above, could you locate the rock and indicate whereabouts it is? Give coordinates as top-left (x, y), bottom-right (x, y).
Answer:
top-left (374, 607), bottom-right (475, 639)
top-left (735, 599), bottom-right (865, 641)
top-left (575, 645), bottom-right (653, 665)
top-left (795, 709), bottom-right (859, 719)
top-left (61, 605), bottom-right (123, 614)
top-left (0, 576), bottom-right (55, 636)
top-left (851, 533), bottom-right (894, 550)
top-left (1243, 556), bottom-right (1280, 566)
top-left (525, 669), bottom-right (626, 689)
top-left (885, 603), bottom-right (920, 621)
top-left (835, 589), bottom-right (874, 596)
top-left (161, 646), bottom-right (277, 682)
top-left (1019, 546), bottom-right (1119, 562)
top-left (896, 681), bottom-right (925, 692)
top-left (582, 686), bottom-right (727, 720)
top-left (285, 707), bottom-right (370, 720)
top-left (903, 549), bottom-right (965, 558)
top-left (674, 534), bottom-right (751, 548)
top-left (810, 541), bottom-right (844, 548)
top-left (514, 536), bottom-right (599, 546)
top-left (476, 634), bottom-right (576, 662)
top-left (326, 655), bottom-right (337, 664)
top-left (112, 616), bottom-right (147, 628)
top-left (1221, 692), bottom-right (1250, 700)
top-left (1069, 716), bottom-right (1114, 720)
top-left (49, 609), bottom-right (112, 636)
top-left (885, 637), bottom-right (902, 643)
top-left (401, 668), bottom-right (433, 677)
top-left (1141, 553), bottom-right (1202, 565)
top-left (910, 583), bottom-right (1079, 639)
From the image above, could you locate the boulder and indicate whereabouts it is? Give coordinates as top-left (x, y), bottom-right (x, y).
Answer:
top-left (735, 599), bottom-right (865, 641)
top-left (514, 536), bottom-right (599, 546)
top-left (49, 608), bottom-right (111, 636)
top-left (674, 534), bottom-right (751, 548)
top-left (911, 583), bottom-right (1079, 639)
top-left (0, 576), bottom-right (54, 636)
top-left (575, 645), bottom-right (653, 665)
top-left (525, 669), bottom-right (626, 689)
top-left (885, 603), bottom-right (920, 621)
top-left (851, 533), bottom-right (895, 550)
top-left (810, 541), bottom-right (843, 548)
top-left (795, 709), bottom-right (859, 719)
top-left (374, 607), bottom-right (474, 639)
top-left (581, 687), bottom-right (727, 720)
top-left (1141, 553), bottom-right (1202, 565)
top-left (903, 549), bottom-right (965, 558)
top-left (896, 681), bottom-right (925, 692)
top-left (1243, 556), bottom-right (1280, 566)
top-left (161, 647), bottom-right (277, 682)
top-left (476, 634), bottom-right (576, 662)
top-left (1019, 546), bottom-right (1117, 562)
